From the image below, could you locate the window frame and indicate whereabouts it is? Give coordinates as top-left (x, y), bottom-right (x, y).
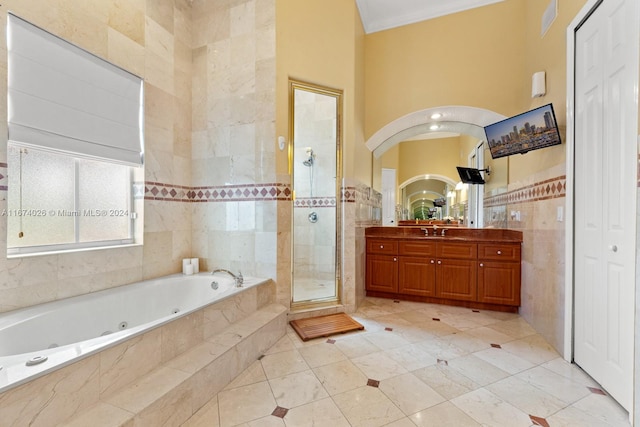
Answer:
top-left (6, 144), bottom-right (141, 258)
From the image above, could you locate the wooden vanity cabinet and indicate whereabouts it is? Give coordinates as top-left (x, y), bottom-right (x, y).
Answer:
top-left (477, 243), bottom-right (521, 306)
top-left (365, 233), bottom-right (522, 312)
top-left (398, 241), bottom-right (436, 296)
top-left (365, 240), bottom-right (398, 293)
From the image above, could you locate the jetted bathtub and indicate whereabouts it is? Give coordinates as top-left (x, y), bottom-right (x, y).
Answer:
top-left (0, 272), bottom-right (267, 393)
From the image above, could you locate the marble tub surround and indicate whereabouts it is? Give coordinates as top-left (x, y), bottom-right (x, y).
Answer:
top-left (0, 0), bottom-right (195, 314)
top-left (182, 297), bottom-right (629, 427)
top-left (0, 279), bottom-right (286, 427)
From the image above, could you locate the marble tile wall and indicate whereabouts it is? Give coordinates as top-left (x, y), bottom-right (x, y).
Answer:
top-left (502, 164), bottom-right (567, 353)
top-left (0, 0), bottom-right (194, 313)
top-left (343, 179), bottom-right (382, 312)
top-left (189, 0), bottom-right (279, 289)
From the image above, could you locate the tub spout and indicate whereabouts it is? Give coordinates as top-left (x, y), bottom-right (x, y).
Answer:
top-left (211, 268), bottom-right (244, 287)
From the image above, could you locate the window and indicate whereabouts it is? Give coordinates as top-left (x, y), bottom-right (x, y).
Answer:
top-left (6, 14), bottom-right (144, 256)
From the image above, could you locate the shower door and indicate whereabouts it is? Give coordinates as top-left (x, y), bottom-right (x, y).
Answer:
top-left (289, 80), bottom-right (342, 306)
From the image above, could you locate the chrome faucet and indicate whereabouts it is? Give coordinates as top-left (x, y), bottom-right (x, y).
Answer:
top-left (441, 228), bottom-right (447, 236)
top-left (211, 268), bottom-right (243, 287)
top-left (432, 225), bottom-right (438, 236)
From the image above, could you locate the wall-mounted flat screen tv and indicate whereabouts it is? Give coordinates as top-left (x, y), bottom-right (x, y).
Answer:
top-left (456, 167), bottom-right (485, 185)
top-left (485, 103), bottom-right (562, 159)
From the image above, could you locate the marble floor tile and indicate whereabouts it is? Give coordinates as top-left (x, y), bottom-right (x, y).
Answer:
top-left (410, 401), bottom-right (481, 427)
top-left (485, 375), bottom-right (567, 417)
top-left (437, 331), bottom-right (490, 353)
top-left (515, 365), bottom-right (591, 405)
top-left (412, 364), bottom-right (482, 400)
top-left (312, 359), bottom-right (368, 396)
top-left (391, 324), bottom-right (438, 343)
top-left (501, 334), bottom-right (560, 365)
top-left (465, 325), bottom-right (515, 345)
top-left (362, 330), bottom-right (411, 350)
top-left (264, 335), bottom-right (297, 355)
top-left (451, 388), bottom-right (532, 426)
top-left (351, 351), bottom-right (409, 381)
top-left (282, 397), bottom-right (351, 427)
top-left (217, 381), bottom-right (277, 427)
top-left (539, 357), bottom-right (599, 387)
top-left (413, 336), bottom-right (468, 360)
top-left (268, 369), bottom-right (328, 409)
top-left (383, 418), bottom-right (419, 427)
top-left (446, 354), bottom-right (511, 386)
top-left (571, 393), bottom-right (631, 425)
top-left (379, 372), bottom-right (445, 415)
top-left (334, 335), bottom-right (382, 358)
top-left (473, 346), bottom-right (535, 374)
top-left (183, 398), bottom-right (220, 427)
top-left (486, 317), bottom-right (537, 339)
top-left (224, 360), bottom-right (267, 390)
top-left (297, 341), bottom-right (347, 368)
top-left (260, 349), bottom-right (310, 379)
top-left (384, 343), bottom-right (438, 371)
top-left (332, 386), bottom-right (405, 427)
top-left (181, 298), bottom-right (629, 427)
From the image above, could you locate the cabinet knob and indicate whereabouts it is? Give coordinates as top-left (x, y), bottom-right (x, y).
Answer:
top-left (437, 260), bottom-right (442, 265)
top-left (393, 257), bottom-right (397, 262)
top-left (380, 245), bottom-right (384, 249)
top-left (430, 260), bottom-right (435, 264)
top-left (497, 250), bottom-right (502, 255)
top-left (480, 263), bottom-right (484, 267)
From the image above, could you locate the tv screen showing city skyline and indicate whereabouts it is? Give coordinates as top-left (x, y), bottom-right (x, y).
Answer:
top-left (485, 103), bottom-right (562, 159)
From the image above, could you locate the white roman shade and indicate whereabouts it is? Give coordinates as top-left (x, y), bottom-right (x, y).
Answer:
top-left (7, 13), bottom-right (144, 166)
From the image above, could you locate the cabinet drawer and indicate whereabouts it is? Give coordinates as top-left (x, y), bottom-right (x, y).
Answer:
top-left (436, 242), bottom-right (477, 260)
top-left (367, 239), bottom-right (398, 255)
top-left (478, 243), bottom-right (521, 261)
top-left (399, 240), bottom-right (436, 257)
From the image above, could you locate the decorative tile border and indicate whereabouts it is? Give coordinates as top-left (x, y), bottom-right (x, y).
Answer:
top-left (144, 182), bottom-right (292, 202)
top-left (294, 197), bottom-right (336, 208)
top-left (484, 175), bottom-right (566, 207)
top-left (0, 163), bottom-right (7, 191)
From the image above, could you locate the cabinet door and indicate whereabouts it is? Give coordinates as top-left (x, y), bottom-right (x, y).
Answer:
top-left (398, 256), bottom-right (436, 296)
top-left (478, 261), bottom-right (521, 306)
top-left (436, 259), bottom-right (477, 301)
top-left (366, 254), bottom-right (398, 293)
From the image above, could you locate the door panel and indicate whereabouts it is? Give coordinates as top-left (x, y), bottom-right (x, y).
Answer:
top-left (574, 0), bottom-right (637, 410)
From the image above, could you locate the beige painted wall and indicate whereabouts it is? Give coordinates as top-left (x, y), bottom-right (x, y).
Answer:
top-left (508, 0), bottom-right (588, 182)
top-left (364, 1), bottom-right (526, 140)
top-left (364, 0), bottom-right (588, 183)
top-left (398, 139), bottom-right (460, 185)
top-left (275, 0), bottom-right (368, 183)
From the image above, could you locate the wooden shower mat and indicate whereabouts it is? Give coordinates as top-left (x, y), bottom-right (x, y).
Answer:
top-left (290, 313), bottom-right (364, 341)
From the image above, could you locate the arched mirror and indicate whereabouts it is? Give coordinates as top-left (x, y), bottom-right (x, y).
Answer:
top-left (369, 107), bottom-right (510, 228)
top-left (289, 80), bottom-right (343, 307)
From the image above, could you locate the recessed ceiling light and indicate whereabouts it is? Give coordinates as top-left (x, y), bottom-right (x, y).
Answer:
top-left (430, 113), bottom-right (442, 120)
top-left (430, 124), bottom-right (439, 130)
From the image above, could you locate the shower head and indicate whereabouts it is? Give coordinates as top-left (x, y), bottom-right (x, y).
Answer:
top-left (303, 148), bottom-right (315, 166)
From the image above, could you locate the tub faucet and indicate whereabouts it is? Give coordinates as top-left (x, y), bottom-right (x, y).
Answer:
top-left (211, 268), bottom-right (244, 287)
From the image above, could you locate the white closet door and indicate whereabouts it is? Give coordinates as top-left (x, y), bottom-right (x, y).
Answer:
top-left (574, 0), bottom-right (637, 411)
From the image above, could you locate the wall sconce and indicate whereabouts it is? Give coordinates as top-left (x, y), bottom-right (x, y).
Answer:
top-left (532, 71), bottom-right (546, 98)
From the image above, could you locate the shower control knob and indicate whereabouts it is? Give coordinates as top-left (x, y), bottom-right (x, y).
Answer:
top-left (308, 212), bottom-right (318, 223)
